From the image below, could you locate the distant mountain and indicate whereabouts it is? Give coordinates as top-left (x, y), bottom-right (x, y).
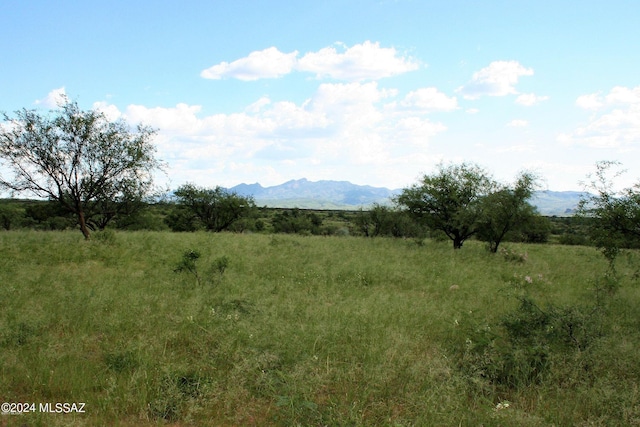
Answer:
top-left (230, 178), bottom-right (399, 209)
top-left (228, 178), bottom-right (586, 215)
top-left (529, 190), bottom-right (586, 216)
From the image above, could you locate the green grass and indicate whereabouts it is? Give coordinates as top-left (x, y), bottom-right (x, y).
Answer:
top-left (1, 230), bottom-right (639, 426)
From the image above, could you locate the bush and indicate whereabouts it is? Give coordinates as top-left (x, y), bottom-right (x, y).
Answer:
top-left (454, 274), bottom-right (607, 391)
top-left (173, 250), bottom-right (230, 286)
top-left (271, 209), bottom-right (322, 235)
top-left (173, 249), bottom-right (202, 285)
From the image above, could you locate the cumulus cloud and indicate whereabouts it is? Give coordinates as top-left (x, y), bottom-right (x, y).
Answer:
top-left (200, 47), bottom-right (298, 80)
top-left (515, 93), bottom-right (549, 106)
top-left (456, 60), bottom-right (534, 100)
top-left (297, 41), bottom-right (419, 81)
top-left (507, 119), bottom-right (528, 127)
top-left (34, 87), bottom-right (67, 108)
top-left (87, 81), bottom-right (449, 188)
top-left (575, 93), bottom-right (604, 110)
top-left (575, 86), bottom-right (640, 110)
top-left (92, 101), bottom-right (122, 121)
top-left (400, 87), bottom-right (458, 112)
top-left (200, 41), bottom-right (419, 82)
top-left (559, 85), bottom-right (640, 148)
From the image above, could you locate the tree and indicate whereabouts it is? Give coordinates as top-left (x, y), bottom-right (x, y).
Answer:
top-left (355, 204), bottom-right (424, 238)
top-left (172, 183), bottom-right (255, 232)
top-left (577, 161), bottom-right (640, 266)
top-left (0, 99), bottom-right (162, 239)
top-left (476, 172), bottom-right (539, 253)
top-left (271, 208), bottom-right (322, 235)
top-left (396, 163), bottom-right (496, 249)
top-left (0, 202), bottom-right (23, 230)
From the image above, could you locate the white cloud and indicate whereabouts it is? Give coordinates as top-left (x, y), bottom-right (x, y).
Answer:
top-left (456, 60), bottom-right (534, 100)
top-left (400, 87), bottom-right (458, 112)
top-left (496, 143), bottom-right (535, 153)
top-left (515, 93), bottom-right (549, 106)
top-left (605, 86), bottom-right (640, 105)
top-left (89, 81), bottom-right (448, 188)
top-left (245, 97), bottom-right (271, 113)
top-left (297, 41), bottom-right (419, 81)
top-left (560, 85), bottom-right (640, 148)
top-left (576, 86), bottom-right (640, 110)
top-left (507, 119), bottom-right (528, 127)
top-left (34, 87), bottom-right (67, 108)
top-left (200, 47), bottom-right (298, 80)
top-left (200, 41), bottom-right (419, 82)
top-left (575, 93), bottom-right (604, 110)
top-left (92, 101), bottom-right (122, 121)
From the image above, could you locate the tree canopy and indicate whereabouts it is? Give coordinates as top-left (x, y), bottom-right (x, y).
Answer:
top-left (0, 99), bottom-right (163, 239)
top-left (171, 183), bottom-right (255, 232)
top-left (396, 163), bottom-right (496, 249)
top-left (476, 172), bottom-right (539, 253)
top-left (578, 161), bottom-right (640, 265)
top-left (397, 163), bottom-right (538, 250)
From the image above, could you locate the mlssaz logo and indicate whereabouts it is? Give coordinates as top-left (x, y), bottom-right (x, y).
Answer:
top-left (39, 402), bottom-right (86, 413)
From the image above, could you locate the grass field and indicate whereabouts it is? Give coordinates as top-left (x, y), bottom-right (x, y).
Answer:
top-left (1, 230), bottom-right (639, 426)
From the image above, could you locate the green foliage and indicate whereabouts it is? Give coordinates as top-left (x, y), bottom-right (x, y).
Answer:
top-left (397, 162), bottom-right (497, 249)
top-left (0, 98), bottom-right (163, 239)
top-left (355, 203), bottom-right (424, 238)
top-left (518, 214), bottom-right (551, 243)
top-left (578, 161), bottom-right (640, 269)
top-left (92, 228), bottom-right (117, 244)
top-left (271, 208), bottom-right (322, 235)
top-left (23, 200), bottom-right (76, 230)
top-left (210, 255), bottom-right (229, 281)
top-left (499, 246), bottom-right (528, 263)
top-left (0, 203), bottom-right (23, 230)
top-left (149, 370), bottom-right (209, 421)
top-left (173, 183), bottom-right (255, 232)
top-left (164, 205), bottom-right (200, 231)
top-left (173, 249), bottom-right (230, 286)
top-left (455, 274), bottom-right (608, 391)
top-left (398, 165), bottom-right (548, 251)
top-left (476, 172), bottom-right (539, 253)
top-left (173, 249), bottom-right (202, 285)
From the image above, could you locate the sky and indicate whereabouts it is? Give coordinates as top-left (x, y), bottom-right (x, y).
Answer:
top-left (2, 0), bottom-right (640, 192)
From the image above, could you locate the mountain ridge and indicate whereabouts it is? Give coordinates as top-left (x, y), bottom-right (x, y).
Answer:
top-left (228, 178), bottom-right (585, 215)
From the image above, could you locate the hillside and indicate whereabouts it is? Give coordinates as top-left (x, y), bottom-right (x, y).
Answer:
top-left (230, 178), bottom-right (585, 215)
top-left (231, 178), bottom-right (399, 209)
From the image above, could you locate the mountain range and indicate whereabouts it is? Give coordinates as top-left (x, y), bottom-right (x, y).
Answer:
top-left (229, 178), bottom-right (585, 215)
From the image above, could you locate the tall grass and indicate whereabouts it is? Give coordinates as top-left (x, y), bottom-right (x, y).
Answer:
top-left (0, 230), bottom-right (638, 426)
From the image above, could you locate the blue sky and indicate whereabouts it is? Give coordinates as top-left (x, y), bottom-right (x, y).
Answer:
top-left (2, 0), bottom-right (639, 191)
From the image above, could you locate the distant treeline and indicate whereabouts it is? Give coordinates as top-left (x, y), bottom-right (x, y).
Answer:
top-left (0, 198), bottom-right (598, 246)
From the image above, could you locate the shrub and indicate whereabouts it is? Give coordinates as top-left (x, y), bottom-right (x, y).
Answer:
top-left (92, 228), bottom-right (117, 244)
top-left (173, 250), bottom-right (230, 286)
top-left (499, 246), bottom-right (527, 263)
top-left (454, 274), bottom-right (607, 391)
top-left (173, 249), bottom-right (202, 285)
top-left (210, 255), bottom-right (229, 282)
top-left (149, 370), bottom-right (209, 421)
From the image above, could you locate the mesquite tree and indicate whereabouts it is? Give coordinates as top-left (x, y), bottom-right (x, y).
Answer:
top-left (578, 161), bottom-right (640, 267)
top-left (397, 163), bottom-right (496, 249)
top-left (172, 183), bottom-right (255, 232)
top-left (476, 172), bottom-right (539, 253)
top-left (0, 99), bottom-right (162, 239)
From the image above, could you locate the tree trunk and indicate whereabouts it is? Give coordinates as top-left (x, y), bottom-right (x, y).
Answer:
top-left (78, 209), bottom-right (91, 240)
top-left (453, 236), bottom-right (463, 249)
